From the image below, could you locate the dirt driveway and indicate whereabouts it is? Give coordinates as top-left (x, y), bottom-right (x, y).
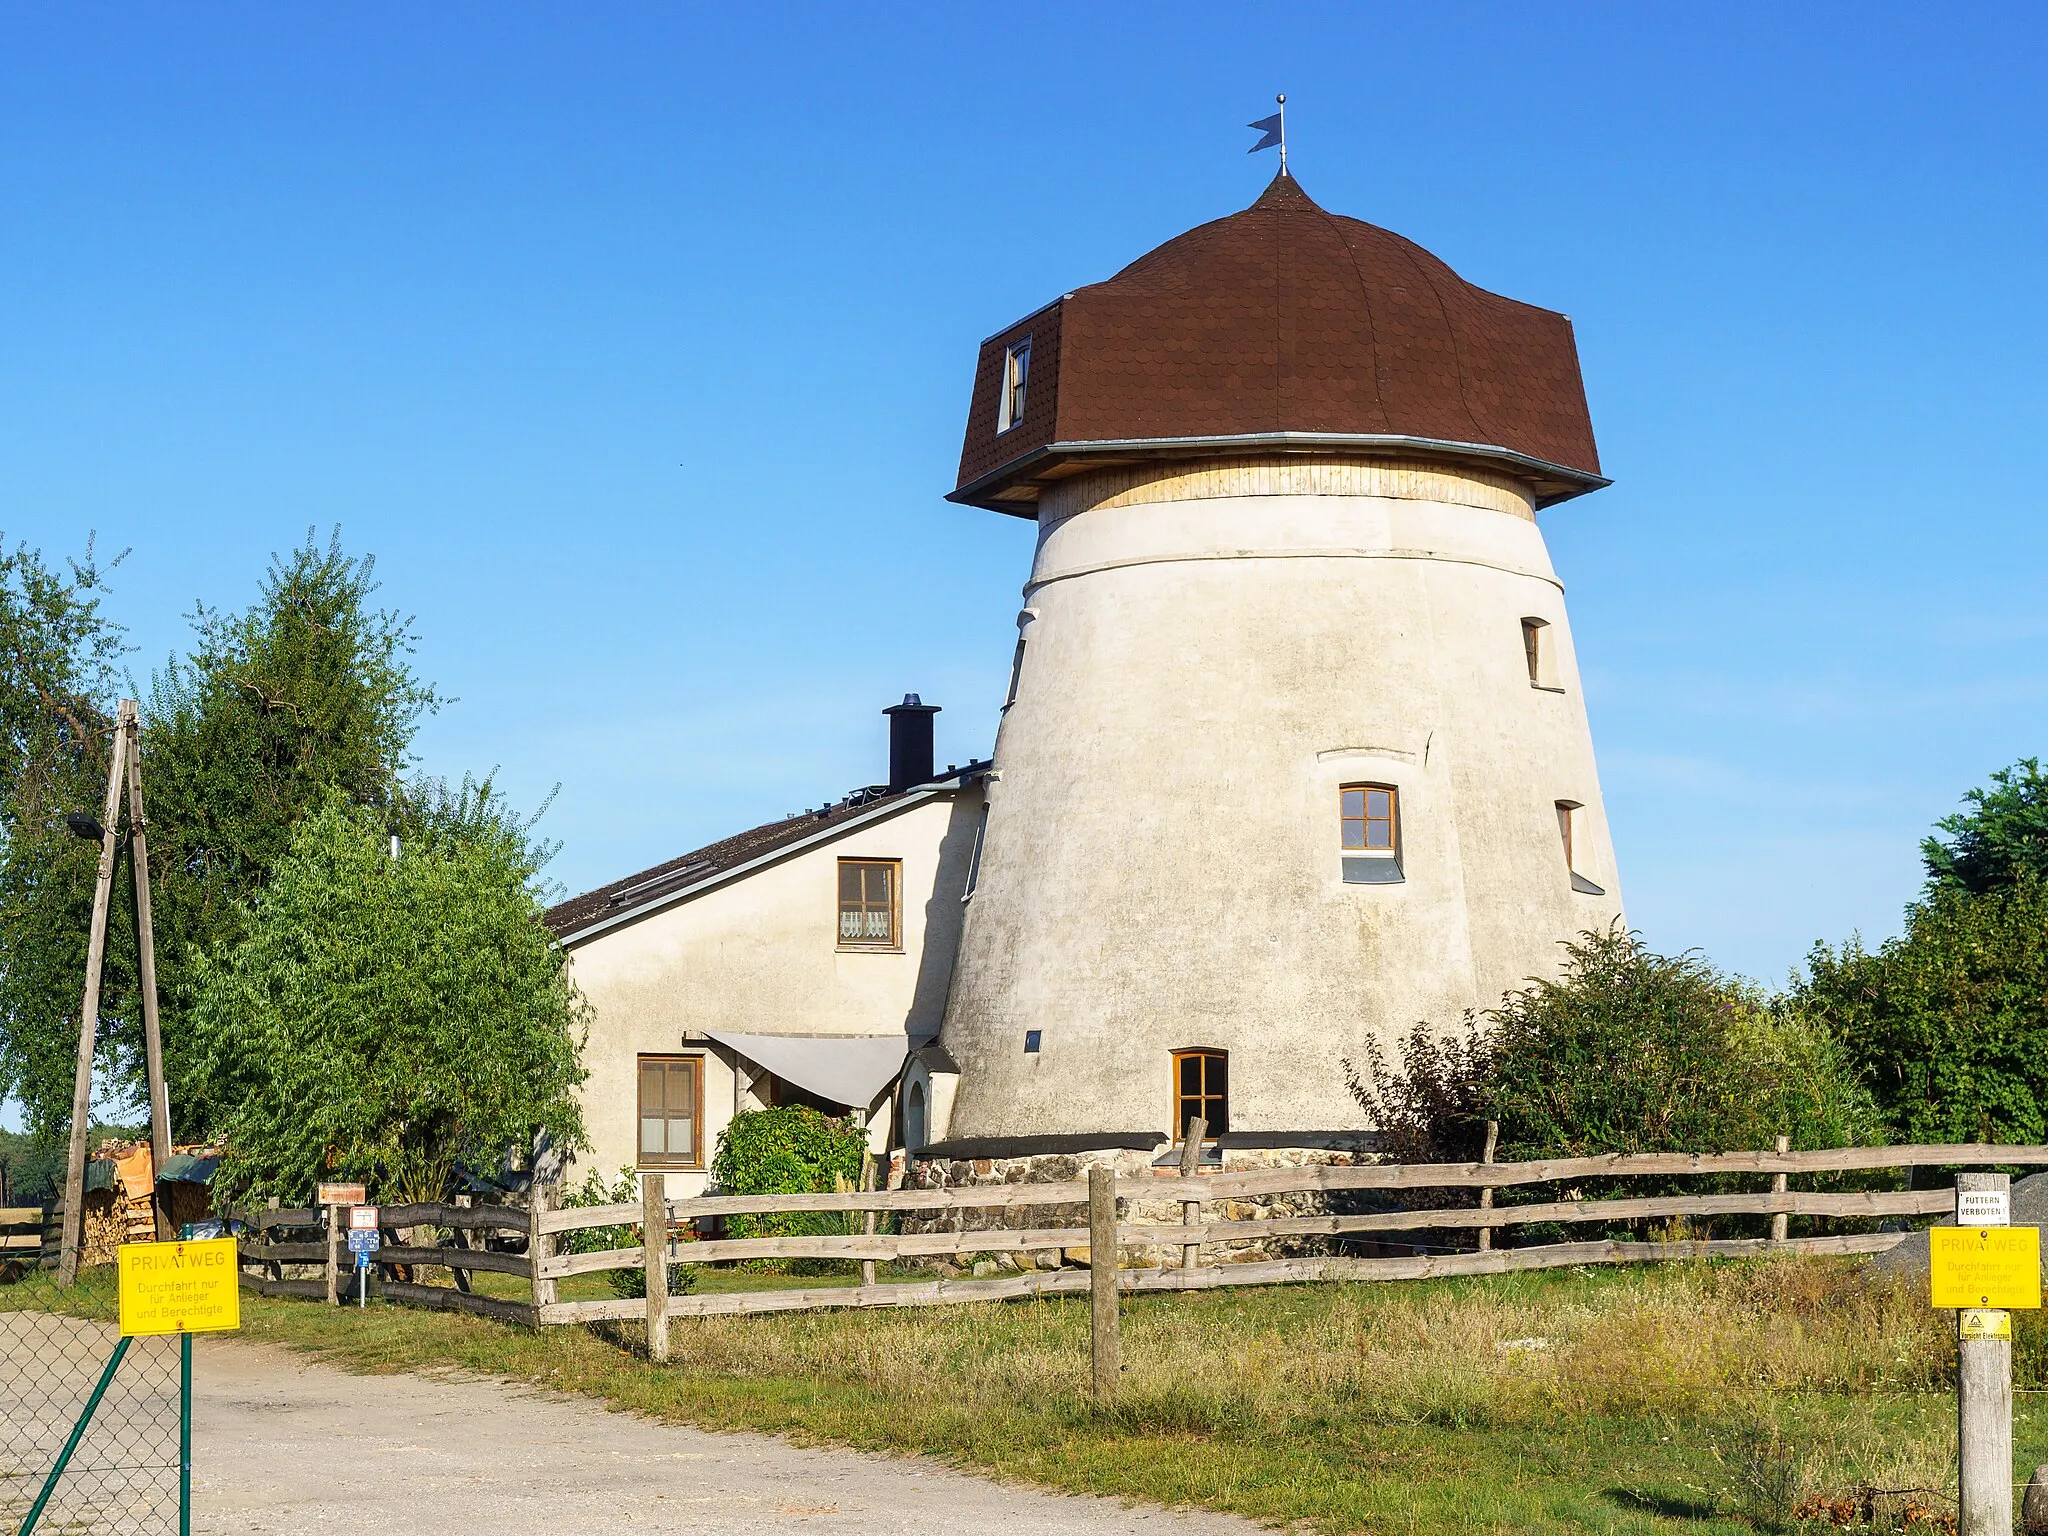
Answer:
top-left (194, 1339), bottom-right (1265, 1534)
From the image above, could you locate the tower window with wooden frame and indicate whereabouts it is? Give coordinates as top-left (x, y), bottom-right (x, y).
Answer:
top-left (638, 1055), bottom-right (703, 1169)
top-left (1340, 784), bottom-right (1403, 883)
top-left (996, 338), bottom-right (1031, 433)
top-left (1521, 618), bottom-right (1547, 685)
top-left (837, 858), bottom-right (901, 948)
top-left (1172, 1049), bottom-right (1228, 1141)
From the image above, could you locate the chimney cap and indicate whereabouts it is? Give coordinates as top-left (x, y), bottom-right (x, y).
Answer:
top-left (884, 693), bottom-right (941, 715)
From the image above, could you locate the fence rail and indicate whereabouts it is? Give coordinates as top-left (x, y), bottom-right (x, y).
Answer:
top-left (232, 1198), bottom-right (534, 1324)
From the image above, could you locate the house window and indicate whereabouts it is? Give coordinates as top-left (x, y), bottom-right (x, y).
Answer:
top-left (838, 858), bottom-right (900, 947)
top-left (1172, 1050), bottom-right (1228, 1141)
top-left (1521, 618), bottom-right (1548, 686)
top-left (996, 338), bottom-right (1031, 433)
top-left (638, 1056), bottom-right (702, 1168)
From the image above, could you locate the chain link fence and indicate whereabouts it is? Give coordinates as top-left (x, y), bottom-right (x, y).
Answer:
top-left (1, 1227), bottom-right (183, 1536)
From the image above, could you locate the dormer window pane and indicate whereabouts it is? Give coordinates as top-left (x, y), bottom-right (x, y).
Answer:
top-left (996, 339), bottom-right (1031, 433)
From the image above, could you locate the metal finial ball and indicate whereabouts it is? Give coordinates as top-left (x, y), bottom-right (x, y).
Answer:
top-left (1276, 93), bottom-right (1286, 105)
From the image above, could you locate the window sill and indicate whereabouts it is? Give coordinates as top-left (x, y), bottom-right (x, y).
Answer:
top-left (1341, 856), bottom-right (1404, 885)
top-left (837, 944), bottom-right (906, 955)
top-left (1570, 872), bottom-right (1607, 896)
top-left (1529, 683), bottom-right (1568, 694)
top-left (637, 1164), bottom-right (703, 1174)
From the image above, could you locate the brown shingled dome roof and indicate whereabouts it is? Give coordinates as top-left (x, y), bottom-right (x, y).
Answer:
top-left (951, 173), bottom-right (1606, 514)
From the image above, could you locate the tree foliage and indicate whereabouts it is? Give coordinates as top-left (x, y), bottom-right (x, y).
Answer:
top-left (145, 528), bottom-right (445, 1137)
top-left (189, 797), bottom-right (588, 1206)
top-left (1349, 926), bottom-right (1881, 1164)
top-left (0, 536), bottom-right (131, 1138)
top-left (1796, 880), bottom-right (2048, 1145)
top-left (1921, 758), bottom-right (2048, 897)
top-left (710, 1107), bottom-right (867, 1268)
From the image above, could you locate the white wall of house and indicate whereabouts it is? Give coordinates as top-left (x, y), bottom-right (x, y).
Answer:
top-left (564, 789), bottom-right (982, 1195)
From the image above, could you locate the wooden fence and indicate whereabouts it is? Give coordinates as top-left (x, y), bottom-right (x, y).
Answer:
top-left (530, 1141), bottom-right (2048, 1359)
top-left (0, 1205), bottom-right (46, 1274)
top-left (234, 1198), bottom-right (537, 1326)
top-left (211, 1142), bottom-right (2048, 1355)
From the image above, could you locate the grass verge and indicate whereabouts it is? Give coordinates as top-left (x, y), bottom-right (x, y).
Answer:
top-left (21, 1255), bottom-right (2046, 1534)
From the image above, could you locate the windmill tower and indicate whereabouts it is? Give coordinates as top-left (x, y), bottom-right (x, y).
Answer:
top-left (931, 172), bottom-right (1623, 1144)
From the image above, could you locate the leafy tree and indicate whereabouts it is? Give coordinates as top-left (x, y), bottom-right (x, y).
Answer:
top-left (189, 797), bottom-right (588, 1206)
top-left (1922, 758), bottom-right (2048, 897)
top-left (143, 528), bottom-right (445, 1137)
top-left (1349, 926), bottom-right (1881, 1165)
top-left (1797, 881), bottom-right (2048, 1144)
top-left (0, 536), bottom-right (132, 1137)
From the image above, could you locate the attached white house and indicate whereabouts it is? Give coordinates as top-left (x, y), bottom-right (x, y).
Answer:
top-left (546, 698), bottom-right (985, 1196)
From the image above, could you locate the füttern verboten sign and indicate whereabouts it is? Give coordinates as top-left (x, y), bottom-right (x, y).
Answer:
top-left (117, 1237), bottom-right (241, 1337)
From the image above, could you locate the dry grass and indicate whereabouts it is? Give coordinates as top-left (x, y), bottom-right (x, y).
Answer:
top-left (29, 1255), bottom-right (2043, 1533)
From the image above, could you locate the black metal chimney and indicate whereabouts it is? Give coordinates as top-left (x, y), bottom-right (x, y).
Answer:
top-left (883, 694), bottom-right (940, 793)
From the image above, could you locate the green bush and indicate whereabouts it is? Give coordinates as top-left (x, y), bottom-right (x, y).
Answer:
top-left (710, 1107), bottom-right (867, 1274)
top-left (1349, 925), bottom-right (1883, 1165)
top-left (558, 1165), bottom-right (695, 1299)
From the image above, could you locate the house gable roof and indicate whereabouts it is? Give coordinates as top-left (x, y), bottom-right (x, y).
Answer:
top-left (546, 763), bottom-right (987, 947)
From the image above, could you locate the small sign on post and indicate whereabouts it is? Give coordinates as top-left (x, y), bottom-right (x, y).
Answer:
top-left (1940, 1171), bottom-right (2040, 1536)
top-left (348, 1205), bottom-right (379, 1233)
top-left (1931, 1227), bottom-right (2041, 1311)
top-left (317, 1182), bottom-right (367, 1208)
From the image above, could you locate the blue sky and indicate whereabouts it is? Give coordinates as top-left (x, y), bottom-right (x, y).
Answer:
top-left (3, 3), bottom-right (2044, 990)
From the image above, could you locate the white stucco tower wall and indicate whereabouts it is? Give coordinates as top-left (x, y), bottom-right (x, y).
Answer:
top-left (939, 455), bottom-right (1623, 1138)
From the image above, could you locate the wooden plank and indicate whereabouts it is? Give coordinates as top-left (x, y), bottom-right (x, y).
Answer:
top-left (240, 1241), bottom-right (329, 1264)
top-left (367, 1245), bottom-right (533, 1278)
top-left (0, 1234), bottom-right (46, 1251)
top-left (379, 1281), bottom-right (536, 1327)
top-left (235, 1274), bottom-right (328, 1300)
top-left (539, 1188), bottom-right (1947, 1272)
top-left (0, 1207), bottom-right (47, 1226)
top-left (379, 1201), bottom-right (528, 1232)
top-left (536, 1231), bottom-right (1913, 1325)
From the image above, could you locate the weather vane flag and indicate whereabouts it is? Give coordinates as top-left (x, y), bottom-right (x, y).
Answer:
top-left (1248, 94), bottom-right (1287, 173)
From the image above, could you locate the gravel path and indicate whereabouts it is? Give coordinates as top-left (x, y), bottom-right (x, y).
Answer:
top-left (193, 1339), bottom-right (1265, 1534)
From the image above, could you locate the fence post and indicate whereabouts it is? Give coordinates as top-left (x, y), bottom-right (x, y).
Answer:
top-left (1770, 1134), bottom-right (1790, 1245)
top-left (1476, 1120), bottom-right (1500, 1253)
top-left (643, 1172), bottom-right (670, 1363)
top-left (1956, 1170), bottom-right (2013, 1536)
top-left (859, 1154), bottom-right (878, 1289)
top-left (1179, 1116), bottom-right (1207, 1270)
top-left (528, 1181), bottom-right (556, 1319)
top-left (1089, 1164), bottom-right (1119, 1401)
top-left (324, 1206), bottom-right (339, 1306)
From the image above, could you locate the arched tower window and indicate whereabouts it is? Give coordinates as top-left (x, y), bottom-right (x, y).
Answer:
top-left (904, 1080), bottom-right (927, 1149)
top-left (1340, 785), bottom-right (1403, 884)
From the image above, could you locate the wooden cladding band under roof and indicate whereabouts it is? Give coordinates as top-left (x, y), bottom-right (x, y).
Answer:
top-left (952, 173), bottom-right (1606, 516)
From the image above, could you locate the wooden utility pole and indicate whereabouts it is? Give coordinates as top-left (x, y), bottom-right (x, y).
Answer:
top-left (123, 708), bottom-right (174, 1239)
top-left (1957, 1170), bottom-right (2014, 1536)
top-left (1088, 1164), bottom-right (1119, 1401)
top-left (57, 703), bottom-right (131, 1287)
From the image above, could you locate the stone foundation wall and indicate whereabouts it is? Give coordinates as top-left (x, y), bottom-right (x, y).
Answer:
top-left (894, 1144), bottom-right (1380, 1271)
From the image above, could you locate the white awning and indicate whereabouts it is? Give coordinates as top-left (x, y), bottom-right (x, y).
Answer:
top-left (706, 1032), bottom-right (913, 1109)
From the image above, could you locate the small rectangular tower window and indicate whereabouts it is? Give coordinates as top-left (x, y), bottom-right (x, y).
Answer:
top-left (638, 1055), bottom-right (703, 1168)
top-left (1521, 618), bottom-right (1547, 685)
top-left (1341, 784), bottom-right (1404, 883)
top-left (1556, 801), bottom-right (1607, 895)
top-left (838, 858), bottom-right (901, 947)
top-left (996, 338), bottom-right (1031, 433)
top-left (1172, 1049), bottom-right (1228, 1141)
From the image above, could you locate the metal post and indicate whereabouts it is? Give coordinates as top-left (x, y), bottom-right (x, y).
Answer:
top-left (19, 1335), bottom-right (132, 1535)
top-left (1476, 1120), bottom-right (1500, 1253)
top-left (1957, 1170), bottom-right (2013, 1536)
top-left (1088, 1164), bottom-right (1119, 1401)
top-left (180, 1330), bottom-right (192, 1536)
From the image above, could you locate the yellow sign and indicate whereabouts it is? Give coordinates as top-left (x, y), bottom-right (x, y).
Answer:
top-left (117, 1238), bottom-right (242, 1337)
top-left (1960, 1308), bottom-right (2012, 1340)
top-left (1930, 1226), bottom-right (2042, 1311)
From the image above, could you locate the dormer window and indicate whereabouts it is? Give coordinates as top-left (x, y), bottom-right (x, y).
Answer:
top-left (996, 339), bottom-right (1031, 433)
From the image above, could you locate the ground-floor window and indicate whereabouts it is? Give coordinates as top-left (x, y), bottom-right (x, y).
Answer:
top-left (639, 1055), bottom-right (703, 1168)
top-left (1172, 1049), bottom-right (1228, 1140)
